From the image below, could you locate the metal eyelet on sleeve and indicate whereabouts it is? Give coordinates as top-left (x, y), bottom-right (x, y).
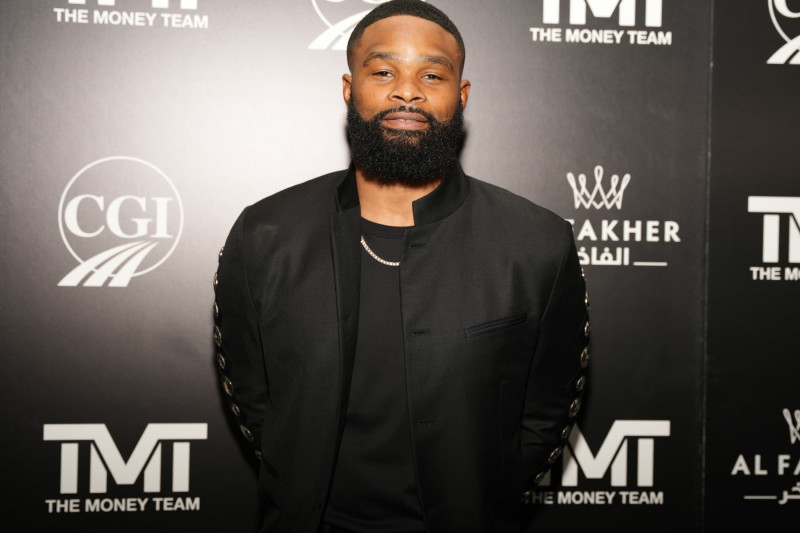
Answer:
top-left (240, 425), bottom-right (254, 442)
top-left (561, 424), bottom-right (572, 440)
top-left (580, 347), bottom-right (590, 368)
top-left (222, 376), bottom-right (233, 396)
top-left (569, 398), bottom-right (582, 417)
top-left (576, 375), bottom-right (587, 392)
top-left (213, 325), bottom-right (222, 347)
top-left (547, 446), bottom-right (562, 464)
top-left (216, 352), bottom-right (226, 371)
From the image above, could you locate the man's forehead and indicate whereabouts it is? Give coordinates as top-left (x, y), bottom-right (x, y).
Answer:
top-left (354, 15), bottom-right (462, 64)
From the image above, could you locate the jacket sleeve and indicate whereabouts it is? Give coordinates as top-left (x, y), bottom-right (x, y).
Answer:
top-left (213, 207), bottom-right (268, 460)
top-left (521, 221), bottom-right (590, 489)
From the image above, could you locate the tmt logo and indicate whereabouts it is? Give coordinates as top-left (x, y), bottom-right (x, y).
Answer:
top-left (542, 0), bottom-right (663, 27)
top-left (567, 165), bottom-right (630, 210)
top-left (58, 156), bottom-right (184, 287)
top-left (309, 0), bottom-right (394, 51)
top-left (747, 196), bottom-right (800, 264)
top-left (43, 424), bottom-right (207, 494)
top-left (67, 0), bottom-right (198, 8)
top-left (767, 0), bottom-right (800, 64)
top-left (541, 420), bottom-right (671, 487)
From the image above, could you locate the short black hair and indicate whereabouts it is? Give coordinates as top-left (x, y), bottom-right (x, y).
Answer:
top-left (346, 0), bottom-right (466, 74)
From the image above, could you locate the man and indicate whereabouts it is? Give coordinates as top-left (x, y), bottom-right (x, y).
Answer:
top-left (213, 1), bottom-right (590, 532)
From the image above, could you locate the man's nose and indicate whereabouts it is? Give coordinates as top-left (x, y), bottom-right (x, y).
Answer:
top-left (390, 76), bottom-right (425, 104)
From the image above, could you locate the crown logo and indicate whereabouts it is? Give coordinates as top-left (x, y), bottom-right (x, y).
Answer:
top-left (566, 165), bottom-right (630, 210)
top-left (784, 408), bottom-right (800, 444)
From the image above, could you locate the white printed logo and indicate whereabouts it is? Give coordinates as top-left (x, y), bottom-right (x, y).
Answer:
top-left (733, 410), bottom-right (800, 505)
top-left (747, 196), bottom-right (800, 281)
top-left (67, 0), bottom-right (197, 7)
top-left (565, 166), bottom-right (681, 267)
top-left (58, 156), bottom-right (184, 288)
top-left (785, 408), bottom-right (800, 444)
top-left (542, 0), bottom-right (663, 27)
top-left (309, 0), bottom-right (393, 51)
top-left (549, 420), bottom-right (670, 487)
top-left (567, 165), bottom-right (630, 210)
top-left (43, 423), bottom-right (207, 494)
top-left (531, 0), bottom-right (671, 46)
top-left (54, 0), bottom-right (208, 29)
top-left (527, 420), bottom-right (670, 506)
top-left (748, 196), bottom-right (800, 263)
top-left (768, 0), bottom-right (800, 65)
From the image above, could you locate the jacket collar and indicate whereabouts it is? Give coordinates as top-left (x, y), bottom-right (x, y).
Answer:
top-left (335, 162), bottom-right (471, 225)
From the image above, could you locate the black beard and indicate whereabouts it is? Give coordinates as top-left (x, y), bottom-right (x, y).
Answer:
top-left (346, 99), bottom-right (464, 186)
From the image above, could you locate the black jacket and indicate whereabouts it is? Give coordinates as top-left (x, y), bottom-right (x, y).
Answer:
top-left (213, 164), bottom-right (590, 532)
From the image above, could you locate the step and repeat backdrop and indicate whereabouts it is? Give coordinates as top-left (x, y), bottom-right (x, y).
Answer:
top-left (0, 1), bottom-right (796, 531)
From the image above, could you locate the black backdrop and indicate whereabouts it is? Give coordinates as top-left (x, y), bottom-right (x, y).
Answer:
top-left (0, 1), bottom-right (796, 531)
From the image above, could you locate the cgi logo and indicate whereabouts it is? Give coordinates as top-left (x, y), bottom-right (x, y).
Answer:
top-left (309, 0), bottom-right (395, 51)
top-left (768, 0), bottom-right (800, 65)
top-left (58, 156), bottom-right (184, 288)
top-left (43, 423), bottom-right (207, 494)
top-left (530, 420), bottom-right (670, 505)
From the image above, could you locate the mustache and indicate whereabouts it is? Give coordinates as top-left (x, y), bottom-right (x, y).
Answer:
top-left (373, 105), bottom-right (438, 124)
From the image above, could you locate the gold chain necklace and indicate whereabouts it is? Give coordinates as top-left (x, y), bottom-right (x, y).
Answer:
top-left (360, 234), bottom-right (400, 267)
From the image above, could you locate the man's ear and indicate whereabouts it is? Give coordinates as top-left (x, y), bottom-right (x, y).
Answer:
top-left (342, 74), bottom-right (352, 106)
top-left (459, 79), bottom-right (471, 110)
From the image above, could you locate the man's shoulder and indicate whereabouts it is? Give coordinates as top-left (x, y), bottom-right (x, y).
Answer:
top-left (466, 175), bottom-right (569, 231)
top-left (243, 169), bottom-right (346, 224)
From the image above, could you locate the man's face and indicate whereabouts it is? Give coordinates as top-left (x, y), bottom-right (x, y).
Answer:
top-left (343, 15), bottom-right (471, 184)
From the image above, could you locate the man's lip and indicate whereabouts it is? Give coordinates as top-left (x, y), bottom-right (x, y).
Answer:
top-left (382, 112), bottom-right (430, 130)
top-left (382, 112), bottom-right (429, 123)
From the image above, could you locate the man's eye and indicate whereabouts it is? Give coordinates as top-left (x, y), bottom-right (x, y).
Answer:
top-left (423, 73), bottom-right (443, 80)
top-left (373, 71), bottom-right (392, 77)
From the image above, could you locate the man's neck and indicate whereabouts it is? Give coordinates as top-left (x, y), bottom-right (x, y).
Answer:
top-left (355, 167), bottom-right (441, 227)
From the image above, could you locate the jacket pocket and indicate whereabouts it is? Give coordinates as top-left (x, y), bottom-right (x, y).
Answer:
top-left (465, 313), bottom-right (527, 338)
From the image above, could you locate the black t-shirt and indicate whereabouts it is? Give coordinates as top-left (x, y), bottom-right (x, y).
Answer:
top-left (324, 219), bottom-right (425, 533)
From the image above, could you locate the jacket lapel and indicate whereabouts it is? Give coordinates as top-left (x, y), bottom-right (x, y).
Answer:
top-left (329, 202), bottom-right (361, 430)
